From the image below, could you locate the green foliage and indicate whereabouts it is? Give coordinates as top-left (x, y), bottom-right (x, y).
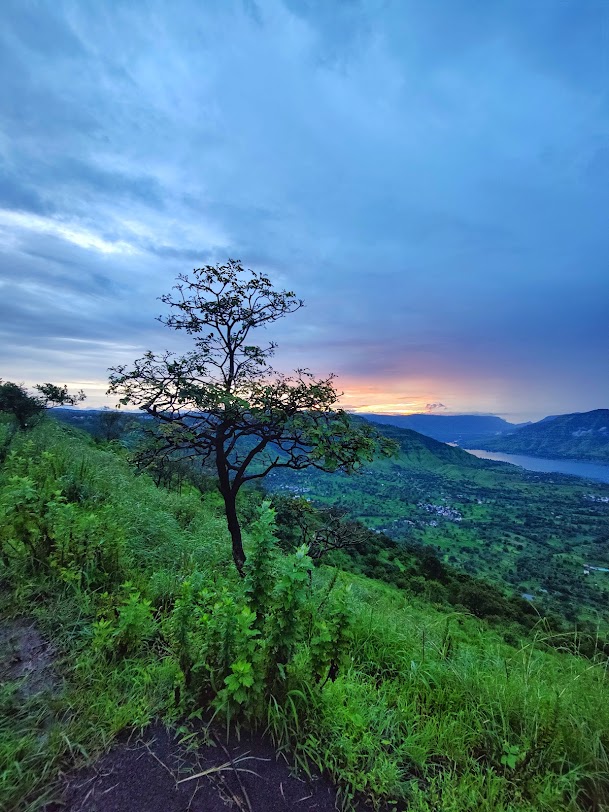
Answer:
top-left (117, 591), bottom-right (156, 648)
top-left (90, 587), bottom-right (157, 658)
top-left (243, 501), bottom-right (278, 625)
top-left (1, 421), bottom-right (609, 812)
top-left (261, 544), bottom-right (313, 685)
top-left (34, 382), bottom-right (86, 409)
top-left (500, 741), bottom-right (525, 770)
top-left (164, 502), bottom-right (351, 722)
top-left (0, 438), bottom-right (125, 585)
top-left (222, 659), bottom-right (256, 704)
top-left (0, 381), bottom-right (45, 430)
top-left (0, 380), bottom-right (85, 431)
top-left (0, 414), bottom-right (16, 459)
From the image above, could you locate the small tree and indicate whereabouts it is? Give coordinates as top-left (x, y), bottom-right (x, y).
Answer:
top-left (272, 495), bottom-right (369, 560)
top-left (97, 407), bottom-right (130, 442)
top-left (109, 260), bottom-right (393, 575)
top-left (35, 383), bottom-right (86, 409)
top-left (0, 380), bottom-right (85, 430)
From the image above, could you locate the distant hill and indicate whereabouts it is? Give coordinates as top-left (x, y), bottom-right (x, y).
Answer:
top-left (363, 419), bottom-right (488, 469)
top-left (53, 408), bottom-right (487, 472)
top-left (359, 413), bottom-right (518, 444)
top-left (474, 409), bottom-right (609, 462)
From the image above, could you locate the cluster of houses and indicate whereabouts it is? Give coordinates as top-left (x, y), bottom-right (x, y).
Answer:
top-left (418, 502), bottom-right (463, 522)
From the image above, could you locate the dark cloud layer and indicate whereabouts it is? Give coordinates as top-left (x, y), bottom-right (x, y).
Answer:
top-left (0, 0), bottom-right (607, 419)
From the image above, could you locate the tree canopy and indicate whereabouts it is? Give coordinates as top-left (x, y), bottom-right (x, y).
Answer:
top-left (108, 260), bottom-right (394, 574)
top-left (0, 380), bottom-right (85, 430)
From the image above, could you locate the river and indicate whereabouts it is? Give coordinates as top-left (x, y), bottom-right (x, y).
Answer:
top-left (463, 449), bottom-right (609, 484)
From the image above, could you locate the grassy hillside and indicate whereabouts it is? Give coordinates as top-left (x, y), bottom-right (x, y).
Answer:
top-left (360, 421), bottom-right (489, 468)
top-left (475, 409), bottom-right (609, 462)
top-left (1, 418), bottom-right (609, 811)
top-left (267, 421), bottom-right (609, 630)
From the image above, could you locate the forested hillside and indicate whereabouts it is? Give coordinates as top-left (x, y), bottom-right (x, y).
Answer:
top-left (1, 416), bottom-right (609, 811)
top-left (475, 409), bottom-right (609, 462)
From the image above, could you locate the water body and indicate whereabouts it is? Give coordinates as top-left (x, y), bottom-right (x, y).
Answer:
top-left (464, 449), bottom-right (609, 484)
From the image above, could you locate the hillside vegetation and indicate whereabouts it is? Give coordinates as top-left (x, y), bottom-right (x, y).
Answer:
top-left (268, 420), bottom-right (609, 632)
top-left (475, 410), bottom-right (609, 463)
top-left (1, 416), bottom-right (609, 811)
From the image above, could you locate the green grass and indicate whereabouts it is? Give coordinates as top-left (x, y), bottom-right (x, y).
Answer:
top-left (1, 419), bottom-right (608, 811)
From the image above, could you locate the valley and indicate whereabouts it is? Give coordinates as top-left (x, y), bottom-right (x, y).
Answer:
top-left (266, 422), bottom-right (609, 630)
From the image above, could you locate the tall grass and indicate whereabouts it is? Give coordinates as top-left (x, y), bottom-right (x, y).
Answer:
top-left (0, 420), bottom-right (607, 811)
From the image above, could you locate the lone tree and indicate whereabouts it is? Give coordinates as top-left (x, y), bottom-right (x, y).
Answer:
top-left (0, 380), bottom-right (85, 430)
top-left (109, 260), bottom-right (393, 575)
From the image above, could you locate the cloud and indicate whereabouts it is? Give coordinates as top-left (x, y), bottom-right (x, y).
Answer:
top-left (0, 210), bottom-right (139, 255)
top-left (0, 0), bottom-right (607, 417)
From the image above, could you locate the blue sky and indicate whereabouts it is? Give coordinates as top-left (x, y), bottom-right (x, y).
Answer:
top-left (0, 0), bottom-right (608, 421)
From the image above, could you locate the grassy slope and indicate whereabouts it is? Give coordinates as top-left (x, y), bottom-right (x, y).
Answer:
top-left (1, 419), bottom-right (608, 811)
top-left (266, 422), bottom-right (609, 630)
top-left (474, 409), bottom-right (609, 463)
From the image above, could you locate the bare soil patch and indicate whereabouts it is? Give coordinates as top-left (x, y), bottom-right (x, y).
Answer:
top-left (0, 617), bottom-right (60, 697)
top-left (45, 723), bottom-right (351, 812)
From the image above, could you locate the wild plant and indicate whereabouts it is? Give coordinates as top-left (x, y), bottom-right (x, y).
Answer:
top-left (0, 437), bottom-right (125, 584)
top-left (243, 501), bottom-right (278, 627)
top-left (91, 583), bottom-right (157, 658)
top-left (0, 416), bottom-right (15, 462)
top-left (309, 584), bottom-right (352, 685)
top-left (210, 502), bottom-right (353, 723)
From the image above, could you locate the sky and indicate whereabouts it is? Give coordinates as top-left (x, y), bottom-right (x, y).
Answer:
top-left (0, 0), bottom-right (608, 422)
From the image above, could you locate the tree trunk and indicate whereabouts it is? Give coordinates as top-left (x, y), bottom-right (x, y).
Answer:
top-left (216, 443), bottom-right (246, 576)
top-left (222, 486), bottom-right (246, 577)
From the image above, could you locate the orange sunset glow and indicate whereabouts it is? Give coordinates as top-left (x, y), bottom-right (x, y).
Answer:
top-left (336, 375), bottom-right (512, 417)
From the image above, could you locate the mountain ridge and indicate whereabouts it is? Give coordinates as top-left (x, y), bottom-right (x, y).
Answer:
top-left (359, 412), bottom-right (518, 444)
top-left (473, 408), bottom-right (609, 462)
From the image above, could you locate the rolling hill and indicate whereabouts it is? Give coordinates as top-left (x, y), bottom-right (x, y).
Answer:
top-left (355, 418), bottom-right (489, 469)
top-left (2, 416), bottom-right (609, 812)
top-left (48, 410), bottom-right (609, 627)
top-left (474, 409), bottom-right (609, 462)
